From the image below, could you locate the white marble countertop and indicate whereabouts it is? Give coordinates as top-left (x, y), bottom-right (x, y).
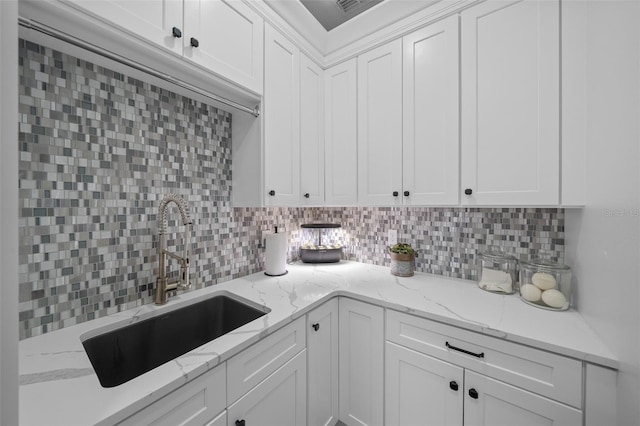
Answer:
top-left (19, 261), bottom-right (618, 426)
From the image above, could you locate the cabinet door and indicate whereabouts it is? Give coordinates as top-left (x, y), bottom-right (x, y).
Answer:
top-left (386, 309), bottom-right (583, 409)
top-left (386, 342), bottom-right (463, 426)
top-left (183, 0), bottom-right (264, 94)
top-left (403, 16), bottom-right (460, 206)
top-left (300, 54), bottom-right (325, 206)
top-left (65, 0), bottom-right (184, 56)
top-left (461, 0), bottom-right (560, 205)
top-left (307, 299), bottom-right (339, 426)
top-left (227, 317), bottom-right (306, 404)
top-left (464, 371), bottom-right (582, 426)
top-left (357, 39), bottom-right (403, 206)
top-left (228, 350), bottom-right (307, 426)
top-left (339, 298), bottom-right (384, 426)
top-left (206, 410), bottom-right (227, 426)
top-left (118, 363), bottom-right (226, 426)
top-left (264, 24), bottom-right (300, 206)
top-left (325, 59), bottom-right (358, 206)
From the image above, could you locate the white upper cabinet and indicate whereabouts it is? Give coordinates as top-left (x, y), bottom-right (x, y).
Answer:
top-left (64, 0), bottom-right (185, 55)
top-left (324, 59), bottom-right (358, 206)
top-left (357, 39), bottom-right (403, 206)
top-left (64, 0), bottom-right (263, 94)
top-left (460, 0), bottom-right (560, 205)
top-left (264, 24), bottom-right (301, 206)
top-left (357, 18), bottom-right (459, 207)
top-left (184, 0), bottom-right (264, 94)
top-left (403, 15), bottom-right (460, 205)
top-left (300, 54), bottom-right (325, 206)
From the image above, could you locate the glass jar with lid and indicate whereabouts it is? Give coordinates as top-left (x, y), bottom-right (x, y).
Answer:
top-left (519, 259), bottom-right (571, 311)
top-left (299, 223), bottom-right (343, 263)
top-left (477, 250), bottom-right (518, 294)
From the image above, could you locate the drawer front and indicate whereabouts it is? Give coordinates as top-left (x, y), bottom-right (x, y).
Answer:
top-left (227, 350), bottom-right (307, 426)
top-left (386, 310), bottom-right (582, 408)
top-left (118, 363), bottom-right (226, 426)
top-left (227, 317), bottom-right (306, 403)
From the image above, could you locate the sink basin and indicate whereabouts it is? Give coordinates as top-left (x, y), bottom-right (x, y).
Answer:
top-left (82, 294), bottom-right (267, 387)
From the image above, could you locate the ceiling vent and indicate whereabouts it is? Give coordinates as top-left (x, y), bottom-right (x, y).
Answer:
top-left (301, 0), bottom-right (384, 31)
top-left (336, 0), bottom-right (365, 14)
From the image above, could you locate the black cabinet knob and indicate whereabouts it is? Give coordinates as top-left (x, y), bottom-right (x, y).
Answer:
top-left (392, 191), bottom-right (399, 197)
top-left (464, 188), bottom-right (473, 195)
top-left (268, 190), bottom-right (275, 196)
top-left (304, 193), bottom-right (310, 199)
top-left (312, 323), bottom-right (320, 331)
top-left (404, 191), bottom-right (410, 197)
top-left (449, 381), bottom-right (459, 391)
top-left (469, 388), bottom-right (479, 399)
top-left (235, 420), bottom-right (245, 426)
top-left (190, 37), bottom-right (199, 48)
top-left (172, 27), bottom-right (182, 38)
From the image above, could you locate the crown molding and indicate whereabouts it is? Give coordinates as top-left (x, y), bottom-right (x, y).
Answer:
top-left (324, 0), bottom-right (480, 66)
top-left (261, 0), bottom-right (482, 68)
top-left (247, 0), bottom-right (326, 67)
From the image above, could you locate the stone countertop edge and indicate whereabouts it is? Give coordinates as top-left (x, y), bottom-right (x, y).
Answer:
top-left (19, 261), bottom-right (618, 426)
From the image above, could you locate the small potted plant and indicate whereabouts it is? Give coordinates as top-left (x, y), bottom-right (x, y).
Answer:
top-left (389, 243), bottom-right (416, 277)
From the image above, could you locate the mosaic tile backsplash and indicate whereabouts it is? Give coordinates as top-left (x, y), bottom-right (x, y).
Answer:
top-left (18, 39), bottom-right (564, 339)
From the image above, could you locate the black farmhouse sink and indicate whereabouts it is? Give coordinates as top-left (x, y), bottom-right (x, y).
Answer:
top-left (82, 294), bottom-right (267, 387)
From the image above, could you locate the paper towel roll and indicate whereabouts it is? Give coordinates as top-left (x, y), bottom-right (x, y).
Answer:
top-left (265, 232), bottom-right (288, 276)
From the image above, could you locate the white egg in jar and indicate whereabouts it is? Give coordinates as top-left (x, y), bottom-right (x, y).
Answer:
top-left (541, 289), bottom-right (568, 309)
top-left (531, 272), bottom-right (557, 290)
top-left (520, 284), bottom-right (542, 302)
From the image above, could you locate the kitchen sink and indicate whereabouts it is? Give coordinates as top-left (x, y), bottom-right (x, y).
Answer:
top-left (82, 294), bottom-right (268, 387)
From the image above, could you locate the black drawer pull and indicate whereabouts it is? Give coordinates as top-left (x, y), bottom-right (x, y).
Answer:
top-left (268, 190), bottom-right (275, 196)
top-left (404, 190), bottom-right (410, 196)
top-left (464, 188), bottom-right (473, 195)
top-left (172, 27), bottom-right (182, 38)
top-left (304, 193), bottom-right (310, 198)
top-left (312, 323), bottom-right (320, 331)
top-left (190, 37), bottom-right (199, 48)
top-left (469, 388), bottom-right (479, 399)
top-left (445, 341), bottom-right (484, 358)
top-left (393, 191), bottom-right (399, 197)
top-left (449, 380), bottom-right (459, 391)
top-left (235, 420), bottom-right (246, 426)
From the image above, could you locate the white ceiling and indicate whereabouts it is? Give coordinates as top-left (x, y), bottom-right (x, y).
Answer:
top-left (300, 0), bottom-right (385, 31)
top-left (263, 0), bottom-right (441, 58)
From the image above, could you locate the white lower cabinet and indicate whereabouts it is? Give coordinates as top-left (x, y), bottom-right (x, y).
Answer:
top-left (386, 342), bottom-right (581, 426)
top-left (206, 410), bottom-right (227, 426)
top-left (339, 298), bottom-right (384, 426)
top-left (385, 310), bottom-right (583, 426)
top-left (117, 298), bottom-right (612, 426)
top-left (118, 362), bottom-right (226, 426)
top-left (385, 342), bottom-right (463, 426)
top-left (227, 350), bottom-right (307, 426)
top-left (464, 370), bottom-right (581, 426)
top-left (307, 299), bottom-right (339, 426)
top-left (227, 317), bottom-right (306, 403)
